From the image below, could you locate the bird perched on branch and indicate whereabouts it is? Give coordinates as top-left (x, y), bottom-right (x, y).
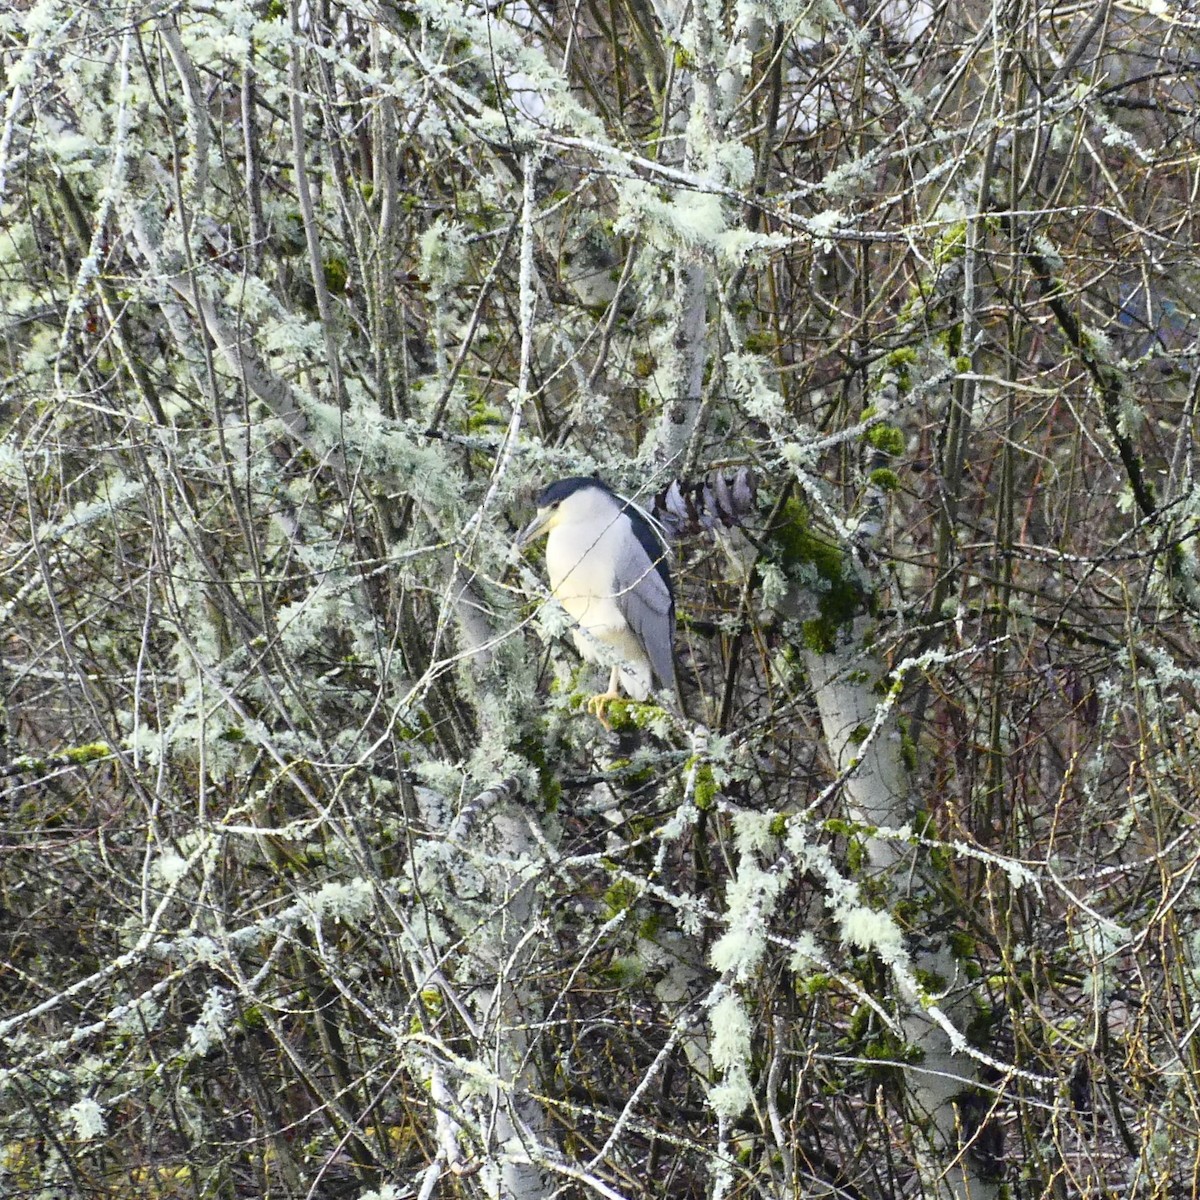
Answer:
top-left (516, 477), bottom-right (678, 724)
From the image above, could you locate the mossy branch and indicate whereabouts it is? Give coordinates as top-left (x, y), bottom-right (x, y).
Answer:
top-left (1, 742), bottom-right (114, 781)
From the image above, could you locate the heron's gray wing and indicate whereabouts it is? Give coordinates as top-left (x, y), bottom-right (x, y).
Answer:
top-left (613, 530), bottom-right (677, 693)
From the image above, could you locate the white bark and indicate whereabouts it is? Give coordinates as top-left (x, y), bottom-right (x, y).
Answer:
top-left (805, 624), bottom-right (999, 1200)
top-left (445, 783), bottom-right (556, 1200)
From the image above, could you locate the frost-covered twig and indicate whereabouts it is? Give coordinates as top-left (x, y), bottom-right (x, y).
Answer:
top-left (287, 0), bottom-right (345, 411)
top-left (0, 830), bottom-right (213, 1042)
top-left (461, 150), bottom-right (539, 543)
top-left (55, 6), bottom-right (135, 390)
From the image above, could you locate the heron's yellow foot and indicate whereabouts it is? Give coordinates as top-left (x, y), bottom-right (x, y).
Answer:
top-left (586, 689), bottom-right (623, 729)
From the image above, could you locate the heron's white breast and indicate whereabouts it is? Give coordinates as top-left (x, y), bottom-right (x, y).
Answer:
top-left (544, 504), bottom-right (653, 697)
top-left (545, 514), bottom-right (628, 633)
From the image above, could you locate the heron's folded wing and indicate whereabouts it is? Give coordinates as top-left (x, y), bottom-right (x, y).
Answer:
top-left (613, 541), bottom-right (677, 693)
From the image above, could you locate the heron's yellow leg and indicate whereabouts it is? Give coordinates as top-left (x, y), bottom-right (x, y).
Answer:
top-left (586, 667), bottom-right (623, 729)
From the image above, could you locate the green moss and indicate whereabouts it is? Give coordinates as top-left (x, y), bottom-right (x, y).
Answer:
top-left (323, 257), bottom-right (348, 294)
top-left (239, 1004), bottom-right (266, 1031)
top-left (933, 220), bottom-right (967, 265)
top-left (541, 775), bottom-right (562, 812)
top-left (948, 930), bottom-right (976, 960)
top-left (769, 499), bottom-right (867, 652)
top-left (798, 973), bottom-right (831, 995)
top-left (801, 617), bottom-right (838, 653)
top-left (638, 911), bottom-right (662, 939)
top-left (848, 724), bottom-right (871, 745)
top-left (883, 346), bottom-right (919, 393)
top-left (604, 956), bottom-right (645, 985)
top-left (882, 1038), bottom-right (924, 1066)
top-left (865, 423), bottom-right (904, 456)
top-left (465, 402), bottom-right (504, 433)
top-left (847, 1003), bottom-right (871, 1043)
top-left (603, 880), bottom-right (639, 918)
top-left (598, 698), bottom-right (672, 732)
top-left (63, 741), bottom-right (112, 765)
top-left (744, 330), bottom-right (775, 354)
top-left (516, 732), bottom-right (562, 811)
top-left (694, 763), bottom-right (718, 810)
top-left (397, 709), bottom-right (438, 748)
top-left (914, 967), bottom-right (947, 994)
top-left (896, 294), bottom-right (921, 325)
top-left (862, 1039), bottom-right (899, 1062)
top-left (868, 468), bottom-right (900, 492)
top-left (769, 814), bottom-right (788, 838)
top-left (933, 321), bottom-right (963, 358)
top-left (9, 742), bottom-right (115, 779)
top-left (911, 808), bottom-right (935, 839)
top-left (846, 834), bottom-right (866, 873)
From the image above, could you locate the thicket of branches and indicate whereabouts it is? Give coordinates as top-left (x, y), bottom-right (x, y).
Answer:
top-left (4, 1), bottom-right (1200, 1197)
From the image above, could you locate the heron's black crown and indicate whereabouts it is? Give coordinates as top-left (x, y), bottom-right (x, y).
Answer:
top-left (534, 476), bottom-right (613, 508)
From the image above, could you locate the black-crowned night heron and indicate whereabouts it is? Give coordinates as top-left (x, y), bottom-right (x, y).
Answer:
top-left (517, 477), bottom-right (678, 723)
